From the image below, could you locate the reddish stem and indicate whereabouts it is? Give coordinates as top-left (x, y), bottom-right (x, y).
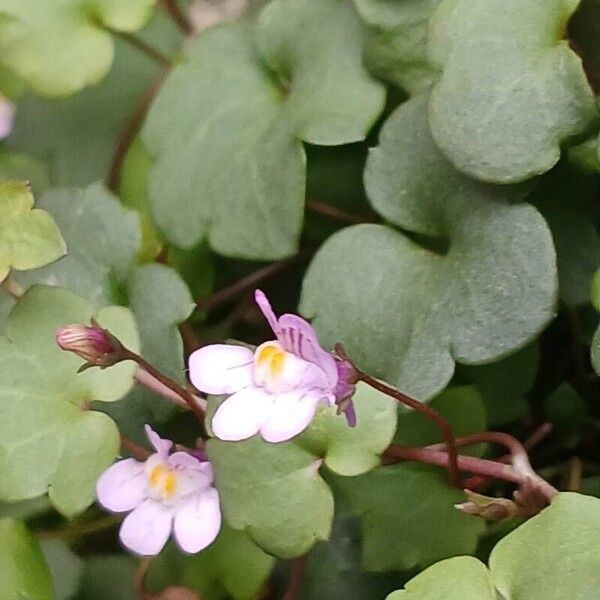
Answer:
top-left (282, 556), bottom-right (308, 600)
top-left (196, 250), bottom-right (314, 312)
top-left (160, 0), bottom-right (193, 34)
top-left (121, 435), bottom-right (152, 460)
top-left (306, 197), bottom-right (375, 225)
top-left (354, 367), bottom-right (460, 487)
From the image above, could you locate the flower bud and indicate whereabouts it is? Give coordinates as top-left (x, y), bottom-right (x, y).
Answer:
top-left (56, 319), bottom-right (122, 371)
top-left (455, 490), bottom-right (518, 521)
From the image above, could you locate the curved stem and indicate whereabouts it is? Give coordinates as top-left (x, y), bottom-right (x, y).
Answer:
top-left (282, 556), bottom-right (308, 600)
top-left (121, 435), bottom-right (152, 460)
top-left (122, 349), bottom-right (205, 423)
top-left (196, 249), bottom-right (314, 312)
top-left (111, 31), bottom-right (171, 67)
top-left (134, 367), bottom-right (207, 412)
top-left (355, 369), bottom-right (460, 487)
top-left (160, 0), bottom-right (193, 34)
top-left (306, 197), bottom-right (375, 225)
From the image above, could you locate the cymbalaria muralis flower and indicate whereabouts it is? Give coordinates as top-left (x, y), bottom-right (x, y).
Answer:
top-left (189, 289), bottom-right (357, 443)
top-left (96, 425), bottom-right (221, 556)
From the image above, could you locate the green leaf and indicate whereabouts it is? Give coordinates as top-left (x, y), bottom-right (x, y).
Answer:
top-left (387, 493), bottom-right (600, 599)
top-left (490, 492), bottom-right (600, 599)
top-left (8, 15), bottom-right (179, 187)
top-left (0, 151), bottom-right (50, 194)
top-left (206, 436), bottom-right (334, 558)
top-left (386, 556), bottom-right (496, 600)
top-left (394, 385), bottom-right (486, 456)
top-left (39, 540), bottom-right (83, 600)
top-left (297, 381), bottom-right (398, 476)
top-left (0, 181), bottom-right (66, 281)
top-left (354, 0), bottom-right (442, 94)
top-left (99, 263), bottom-right (194, 441)
top-left (335, 464), bottom-right (485, 571)
top-left (532, 166), bottom-right (600, 306)
top-left (147, 524), bottom-right (275, 600)
top-left (0, 0), bottom-right (157, 97)
top-left (0, 285), bottom-right (138, 515)
top-left (301, 95), bottom-right (557, 400)
top-left (460, 343), bottom-right (538, 426)
top-left (15, 183), bottom-right (140, 307)
top-left (568, 134), bottom-right (600, 172)
top-left (77, 555), bottom-right (137, 600)
top-left (0, 518), bottom-right (53, 600)
top-left (143, 1), bottom-right (384, 259)
top-left (428, 0), bottom-right (598, 183)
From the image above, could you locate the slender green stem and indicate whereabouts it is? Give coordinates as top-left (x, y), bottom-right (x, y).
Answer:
top-left (0, 275), bottom-right (24, 299)
top-left (111, 31), bottom-right (171, 67)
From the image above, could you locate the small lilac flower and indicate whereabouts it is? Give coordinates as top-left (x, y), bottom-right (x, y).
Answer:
top-left (0, 96), bottom-right (15, 140)
top-left (188, 289), bottom-right (357, 443)
top-left (96, 425), bottom-right (221, 556)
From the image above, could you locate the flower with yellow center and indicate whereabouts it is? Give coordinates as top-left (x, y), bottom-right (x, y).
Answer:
top-left (189, 290), bottom-right (357, 443)
top-left (96, 425), bottom-right (221, 556)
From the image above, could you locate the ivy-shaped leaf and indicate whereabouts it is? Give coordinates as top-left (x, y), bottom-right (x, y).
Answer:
top-left (0, 518), bottom-right (53, 600)
top-left (354, 0), bottom-right (442, 94)
top-left (206, 436), bottom-right (334, 558)
top-left (386, 556), bottom-right (496, 600)
top-left (147, 524), bottom-right (275, 600)
top-left (0, 0), bottom-right (157, 97)
top-left (8, 15), bottom-right (179, 187)
top-left (0, 285), bottom-right (139, 516)
top-left (335, 464), bottom-right (485, 571)
top-left (39, 539), bottom-right (83, 600)
top-left (460, 343), bottom-right (538, 426)
top-left (13, 183), bottom-right (141, 307)
top-left (100, 263), bottom-right (194, 441)
top-left (0, 181), bottom-right (65, 282)
top-left (428, 0), bottom-right (598, 183)
top-left (387, 493), bottom-right (600, 599)
top-left (297, 381), bottom-right (398, 476)
top-left (142, 0), bottom-right (385, 259)
top-left (301, 95), bottom-right (557, 400)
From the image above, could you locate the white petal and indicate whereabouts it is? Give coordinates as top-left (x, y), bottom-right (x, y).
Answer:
top-left (211, 386), bottom-right (273, 441)
top-left (173, 488), bottom-right (221, 553)
top-left (96, 458), bottom-right (146, 512)
top-left (144, 425), bottom-right (172, 458)
top-left (260, 389), bottom-right (323, 443)
top-left (119, 499), bottom-right (172, 556)
top-left (189, 344), bottom-right (254, 394)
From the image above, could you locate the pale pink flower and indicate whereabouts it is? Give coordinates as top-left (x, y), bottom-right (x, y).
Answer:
top-left (189, 290), bottom-right (356, 444)
top-left (96, 426), bottom-right (221, 556)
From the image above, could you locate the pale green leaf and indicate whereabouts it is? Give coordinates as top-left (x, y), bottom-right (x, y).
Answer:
top-left (428, 0), bottom-right (598, 182)
top-left (354, 0), bottom-right (442, 94)
top-left (301, 95), bottom-right (557, 400)
top-left (100, 264), bottom-right (194, 441)
top-left (147, 524), bottom-right (275, 600)
top-left (206, 436), bottom-right (334, 558)
top-left (0, 0), bottom-right (157, 96)
top-left (386, 556), bottom-right (496, 600)
top-left (143, 1), bottom-right (384, 259)
top-left (394, 385), bottom-right (486, 456)
top-left (39, 539), bottom-right (83, 600)
top-left (336, 464), bottom-right (485, 571)
top-left (14, 183), bottom-right (141, 307)
top-left (490, 492), bottom-right (600, 599)
top-left (0, 518), bottom-right (53, 600)
top-left (8, 15), bottom-right (179, 187)
top-left (0, 285), bottom-right (138, 515)
top-left (461, 343), bottom-right (538, 426)
top-left (297, 381), bottom-right (397, 476)
top-left (0, 181), bottom-right (65, 282)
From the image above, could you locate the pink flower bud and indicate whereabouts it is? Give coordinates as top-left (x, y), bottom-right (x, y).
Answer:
top-left (56, 319), bottom-right (121, 371)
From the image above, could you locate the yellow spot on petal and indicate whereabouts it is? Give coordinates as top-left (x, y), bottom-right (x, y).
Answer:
top-left (256, 344), bottom-right (279, 365)
top-left (149, 464), bottom-right (165, 487)
top-left (163, 472), bottom-right (178, 498)
top-left (270, 351), bottom-right (285, 377)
